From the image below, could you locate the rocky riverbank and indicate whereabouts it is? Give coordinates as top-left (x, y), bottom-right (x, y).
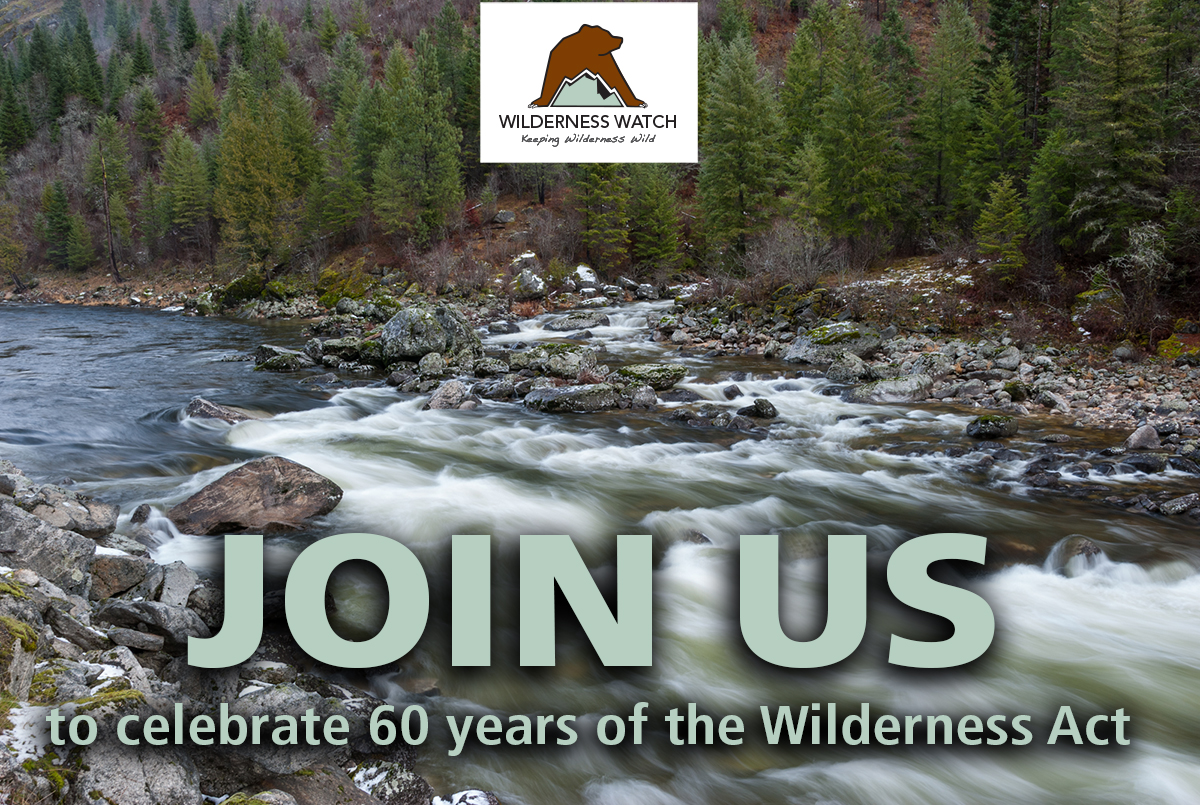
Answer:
top-left (0, 460), bottom-right (496, 805)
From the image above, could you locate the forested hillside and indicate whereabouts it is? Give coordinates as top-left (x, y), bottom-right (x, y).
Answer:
top-left (0, 0), bottom-right (1197, 340)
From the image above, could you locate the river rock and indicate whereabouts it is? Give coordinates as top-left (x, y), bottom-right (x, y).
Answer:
top-left (1123, 424), bottom-right (1161, 450)
top-left (614, 363), bottom-right (688, 391)
top-left (826, 351), bottom-right (873, 383)
top-left (254, 345), bottom-right (316, 372)
top-left (512, 268), bottom-right (546, 300)
top-left (380, 304), bottom-right (482, 361)
top-left (434, 792), bottom-right (502, 805)
top-left (46, 606), bottom-right (111, 650)
top-left (13, 481), bottom-right (119, 539)
top-left (784, 322), bottom-right (882, 364)
top-left (509, 344), bottom-right (599, 378)
top-left (844, 374), bottom-right (933, 404)
top-left (107, 627), bottom-right (166, 651)
top-left (167, 457), bottom-right (344, 536)
top-left (966, 415), bottom-right (1019, 439)
top-left (1125, 453), bottom-right (1168, 473)
top-left (184, 397), bottom-right (253, 424)
top-left (738, 399), bottom-right (778, 419)
top-left (994, 346), bottom-right (1022, 371)
top-left (0, 500), bottom-right (95, 596)
top-left (95, 599), bottom-right (211, 651)
top-left (524, 384), bottom-right (619, 413)
top-left (256, 765), bottom-right (379, 805)
top-left (74, 741), bottom-right (203, 805)
top-left (159, 560), bottom-right (200, 607)
top-left (425, 380), bottom-right (469, 410)
top-left (544, 311), bottom-right (611, 331)
top-left (353, 761), bottom-right (436, 805)
top-left (1161, 493), bottom-right (1200, 515)
top-left (90, 553), bottom-right (153, 600)
top-left (418, 351), bottom-right (447, 376)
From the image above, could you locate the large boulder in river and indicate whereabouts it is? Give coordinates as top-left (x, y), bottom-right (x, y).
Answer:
top-left (614, 363), bottom-right (688, 390)
top-left (167, 457), bottom-right (343, 535)
top-left (0, 499), bottom-right (95, 596)
top-left (784, 322), bottom-right (882, 364)
top-left (966, 415), bottom-right (1019, 439)
top-left (254, 345), bottom-right (316, 372)
top-left (509, 343), bottom-right (599, 378)
top-left (524, 384), bottom-right (619, 413)
top-left (1123, 423), bottom-right (1161, 450)
top-left (379, 304), bottom-right (482, 361)
top-left (844, 374), bottom-right (933, 404)
top-left (544, 311), bottom-right (611, 331)
top-left (184, 396), bottom-right (253, 424)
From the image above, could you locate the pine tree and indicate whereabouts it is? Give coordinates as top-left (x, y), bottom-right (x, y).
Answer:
top-left (0, 89), bottom-right (31, 153)
top-left (232, 3), bottom-right (254, 64)
top-left (132, 85), bottom-right (167, 158)
top-left (317, 6), bottom-right (339, 54)
top-left (187, 60), bottom-right (218, 127)
top-left (349, 0), bottom-right (370, 39)
top-left (699, 36), bottom-right (783, 255)
top-left (350, 82), bottom-right (392, 190)
top-left (197, 33), bottom-right (218, 75)
top-left (371, 34), bottom-right (462, 245)
top-left (249, 17), bottom-right (289, 91)
top-left (275, 80), bottom-right (323, 192)
top-left (716, 0), bottom-right (752, 45)
top-left (314, 112), bottom-right (365, 241)
top-left (149, 0), bottom-right (169, 55)
top-left (786, 134), bottom-right (831, 230)
top-left (66, 213), bottom-right (95, 270)
top-left (84, 115), bottom-right (134, 274)
top-left (870, 7), bottom-right (919, 109)
top-left (40, 181), bottom-right (72, 269)
top-left (573, 163), bottom-right (630, 270)
top-left (161, 127), bottom-right (211, 237)
top-left (697, 31), bottom-right (720, 145)
top-left (327, 32), bottom-right (367, 116)
top-left (1060, 0), bottom-right (1164, 252)
top-left (0, 203), bottom-right (26, 285)
top-left (814, 12), bottom-right (903, 239)
top-left (215, 95), bottom-right (299, 265)
top-left (72, 21), bottom-right (105, 107)
top-left (975, 174), bottom-right (1027, 282)
top-left (301, 0), bottom-right (316, 31)
top-left (433, 2), bottom-right (480, 177)
top-left (964, 59), bottom-right (1029, 217)
top-left (627, 164), bottom-right (680, 270)
top-left (1026, 128), bottom-right (1078, 249)
top-left (131, 33), bottom-right (154, 79)
top-left (781, 2), bottom-right (838, 147)
top-left (912, 1), bottom-right (980, 226)
top-left (105, 52), bottom-right (130, 112)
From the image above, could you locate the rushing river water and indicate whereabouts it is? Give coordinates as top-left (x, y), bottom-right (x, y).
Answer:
top-left (2, 302), bottom-right (1199, 804)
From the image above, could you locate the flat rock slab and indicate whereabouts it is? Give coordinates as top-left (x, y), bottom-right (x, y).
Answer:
top-left (90, 553), bottom-right (153, 600)
top-left (524, 383), bottom-right (619, 413)
top-left (167, 457), bottom-right (343, 535)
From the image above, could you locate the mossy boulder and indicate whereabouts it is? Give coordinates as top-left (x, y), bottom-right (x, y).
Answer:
top-left (966, 415), bottom-right (1019, 439)
top-left (524, 384), bottom-right (620, 413)
top-left (379, 303), bottom-right (483, 361)
top-left (509, 343), bottom-right (599, 378)
top-left (1003, 381), bottom-right (1032, 402)
top-left (784, 322), bottom-right (882, 364)
top-left (1157, 334), bottom-right (1200, 366)
top-left (614, 363), bottom-right (688, 390)
top-left (844, 374), bottom-right (933, 404)
top-left (221, 271), bottom-right (266, 309)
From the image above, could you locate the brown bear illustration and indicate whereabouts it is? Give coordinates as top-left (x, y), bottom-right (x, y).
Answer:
top-left (529, 24), bottom-right (646, 108)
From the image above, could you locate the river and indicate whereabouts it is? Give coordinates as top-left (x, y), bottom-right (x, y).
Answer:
top-left (1, 302), bottom-right (1198, 804)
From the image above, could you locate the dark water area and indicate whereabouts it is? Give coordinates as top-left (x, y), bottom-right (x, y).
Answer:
top-left (0, 304), bottom-right (321, 488)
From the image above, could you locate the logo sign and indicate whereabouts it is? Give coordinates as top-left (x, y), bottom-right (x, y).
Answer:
top-left (480, 2), bottom-right (698, 163)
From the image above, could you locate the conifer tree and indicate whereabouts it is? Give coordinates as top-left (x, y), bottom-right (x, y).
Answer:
top-left (627, 164), bottom-right (680, 269)
top-left (975, 174), bottom-right (1027, 282)
top-left (574, 163), bottom-right (630, 270)
top-left (301, 0), bottom-right (316, 31)
top-left (317, 6), bottom-right (339, 53)
top-left (132, 85), bottom-right (167, 158)
top-left (84, 115), bottom-right (134, 274)
top-left (40, 181), bottom-right (73, 269)
top-left (786, 135), bottom-right (831, 230)
top-left (161, 127), bottom-right (211, 237)
top-left (66, 213), bottom-right (95, 270)
top-left (187, 60), bottom-right (218, 127)
top-left (276, 80), bottom-right (323, 192)
top-left (716, 0), bottom-right (752, 46)
top-left (699, 36), bottom-right (783, 255)
top-left (0, 203), bottom-right (26, 285)
top-left (197, 33), bottom-right (218, 75)
top-left (215, 95), bottom-right (298, 265)
top-left (0, 88), bottom-right (31, 153)
top-left (327, 33), bottom-right (367, 116)
top-left (372, 34), bottom-right (462, 245)
top-left (433, 2), bottom-right (480, 176)
top-left (249, 18), bottom-right (289, 91)
top-left (870, 7), bottom-right (919, 109)
top-left (1060, 0), bottom-right (1164, 252)
top-left (912, 1), bottom-right (980, 226)
top-left (131, 33), bottom-right (154, 79)
top-left (72, 22), bottom-right (105, 107)
top-left (314, 112), bottom-right (365, 242)
top-left (781, 2), bottom-right (838, 147)
top-left (350, 82), bottom-right (392, 190)
top-left (232, 4), bottom-right (254, 64)
top-left (149, 1), bottom-right (169, 55)
top-left (1026, 128), bottom-right (1078, 248)
top-left (697, 31), bottom-right (720, 145)
top-left (964, 59), bottom-right (1029, 216)
top-left (814, 12), bottom-right (903, 239)
top-left (349, 0), bottom-right (370, 39)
